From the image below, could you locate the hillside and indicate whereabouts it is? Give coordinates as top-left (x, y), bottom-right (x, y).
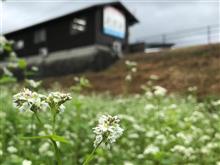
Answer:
top-left (43, 44), bottom-right (220, 96)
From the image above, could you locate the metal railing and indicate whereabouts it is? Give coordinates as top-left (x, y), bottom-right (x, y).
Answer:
top-left (138, 24), bottom-right (220, 47)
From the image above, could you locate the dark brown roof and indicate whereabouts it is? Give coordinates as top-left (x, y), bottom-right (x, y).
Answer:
top-left (5, 1), bottom-right (138, 35)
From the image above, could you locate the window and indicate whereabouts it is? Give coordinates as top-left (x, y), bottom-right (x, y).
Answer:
top-left (15, 40), bottom-right (24, 50)
top-left (70, 18), bottom-right (87, 35)
top-left (34, 29), bottom-right (46, 44)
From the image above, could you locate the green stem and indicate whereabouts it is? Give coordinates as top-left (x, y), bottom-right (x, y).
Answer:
top-left (51, 138), bottom-right (62, 165)
top-left (52, 113), bottom-right (56, 134)
top-left (34, 111), bottom-right (62, 164)
top-left (83, 141), bottom-right (102, 165)
top-left (34, 112), bottom-right (43, 125)
top-left (51, 109), bottom-right (61, 164)
top-left (34, 112), bottom-right (49, 135)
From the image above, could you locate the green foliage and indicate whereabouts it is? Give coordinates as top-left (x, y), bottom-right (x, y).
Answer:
top-left (0, 75), bottom-right (17, 84)
top-left (124, 60), bottom-right (138, 94)
top-left (21, 135), bottom-right (69, 144)
top-left (25, 79), bottom-right (42, 91)
top-left (17, 59), bottom-right (27, 70)
top-left (71, 76), bottom-right (92, 93)
top-left (0, 36), bottom-right (38, 84)
top-left (0, 86), bottom-right (219, 165)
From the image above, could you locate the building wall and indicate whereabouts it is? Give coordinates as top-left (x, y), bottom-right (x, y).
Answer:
top-left (5, 9), bottom-right (96, 57)
top-left (5, 6), bottom-right (131, 58)
top-left (46, 10), bottom-right (96, 53)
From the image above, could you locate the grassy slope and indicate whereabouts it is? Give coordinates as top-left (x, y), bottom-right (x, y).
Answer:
top-left (43, 44), bottom-right (220, 96)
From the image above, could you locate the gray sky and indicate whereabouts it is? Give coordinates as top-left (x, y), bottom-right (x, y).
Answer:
top-left (1, 0), bottom-right (219, 46)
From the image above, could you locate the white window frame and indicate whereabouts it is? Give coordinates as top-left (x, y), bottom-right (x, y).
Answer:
top-left (70, 17), bottom-right (87, 35)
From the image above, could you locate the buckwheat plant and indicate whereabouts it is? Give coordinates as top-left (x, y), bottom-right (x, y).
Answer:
top-left (13, 88), bottom-right (47, 113)
top-left (46, 91), bottom-right (72, 133)
top-left (13, 88), bottom-right (72, 165)
top-left (25, 79), bottom-right (42, 91)
top-left (187, 86), bottom-right (198, 98)
top-left (124, 60), bottom-right (137, 94)
top-left (71, 76), bottom-right (91, 93)
top-left (0, 35), bottom-right (35, 84)
top-left (83, 114), bottom-right (124, 165)
top-left (141, 75), bottom-right (160, 97)
top-left (153, 85), bottom-right (167, 97)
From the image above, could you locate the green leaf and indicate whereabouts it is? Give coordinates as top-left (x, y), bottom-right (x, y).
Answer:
top-left (25, 70), bottom-right (37, 77)
top-left (4, 44), bottom-right (13, 53)
top-left (0, 76), bottom-right (17, 84)
top-left (51, 135), bottom-right (70, 143)
top-left (20, 135), bottom-right (51, 140)
top-left (21, 135), bottom-right (69, 144)
top-left (17, 59), bottom-right (27, 70)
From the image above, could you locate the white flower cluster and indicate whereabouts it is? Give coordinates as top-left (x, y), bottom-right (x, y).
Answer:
top-left (144, 104), bottom-right (156, 111)
top-left (149, 74), bottom-right (159, 81)
top-left (7, 146), bottom-right (18, 153)
top-left (188, 86), bottom-right (198, 92)
top-left (13, 88), bottom-right (47, 112)
top-left (39, 142), bottom-right (50, 154)
top-left (125, 60), bottom-right (137, 69)
top-left (125, 74), bottom-right (132, 82)
top-left (212, 100), bottom-right (220, 106)
top-left (3, 67), bottom-right (13, 77)
top-left (13, 88), bottom-right (72, 113)
top-left (143, 85), bottom-right (167, 98)
top-left (46, 92), bottom-right (72, 113)
top-left (22, 159), bottom-right (32, 165)
top-left (171, 145), bottom-right (194, 158)
top-left (125, 60), bottom-right (138, 82)
top-left (93, 115), bottom-right (124, 148)
top-left (176, 132), bottom-right (193, 145)
top-left (153, 86), bottom-right (167, 97)
top-left (143, 144), bottom-right (160, 155)
top-left (25, 79), bottom-right (42, 89)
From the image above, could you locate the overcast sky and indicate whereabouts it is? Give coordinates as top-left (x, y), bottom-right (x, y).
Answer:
top-left (0, 0), bottom-right (219, 46)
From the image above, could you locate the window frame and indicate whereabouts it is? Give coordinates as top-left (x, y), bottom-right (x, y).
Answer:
top-left (34, 29), bottom-right (47, 44)
top-left (70, 17), bottom-right (87, 35)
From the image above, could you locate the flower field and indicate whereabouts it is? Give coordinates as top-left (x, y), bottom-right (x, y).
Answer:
top-left (1, 25), bottom-right (220, 165)
top-left (0, 85), bottom-right (220, 165)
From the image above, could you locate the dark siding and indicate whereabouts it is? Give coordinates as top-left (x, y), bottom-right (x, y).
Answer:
top-left (47, 10), bottom-right (96, 53)
top-left (5, 4), bottom-right (132, 58)
top-left (5, 9), bottom-right (96, 57)
top-left (6, 29), bottom-right (36, 57)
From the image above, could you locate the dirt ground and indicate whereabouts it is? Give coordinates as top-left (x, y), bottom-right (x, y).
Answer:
top-left (42, 44), bottom-right (220, 96)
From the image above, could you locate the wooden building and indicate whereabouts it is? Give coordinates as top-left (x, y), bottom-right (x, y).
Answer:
top-left (5, 2), bottom-right (138, 57)
top-left (3, 2), bottom-right (138, 76)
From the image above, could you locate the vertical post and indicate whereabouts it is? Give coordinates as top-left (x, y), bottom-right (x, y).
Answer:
top-left (207, 25), bottom-right (211, 44)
